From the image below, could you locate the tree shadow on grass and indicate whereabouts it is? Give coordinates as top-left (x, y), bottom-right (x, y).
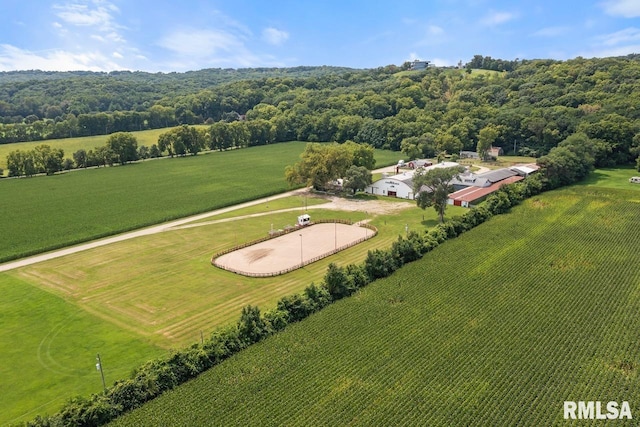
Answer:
top-left (421, 218), bottom-right (440, 228)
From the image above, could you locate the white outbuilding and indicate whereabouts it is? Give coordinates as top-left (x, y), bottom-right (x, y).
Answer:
top-left (366, 171), bottom-right (416, 199)
top-left (365, 162), bottom-right (460, 199)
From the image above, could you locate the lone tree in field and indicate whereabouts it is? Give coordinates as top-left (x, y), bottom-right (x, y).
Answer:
top-left (413, 165), bottom-right (465, 223)
top-left (285, 141), bottom-right (375, 191)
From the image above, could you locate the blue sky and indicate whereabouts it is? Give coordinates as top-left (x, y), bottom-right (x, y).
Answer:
top-left (0, 0), bottom-right (639, 72)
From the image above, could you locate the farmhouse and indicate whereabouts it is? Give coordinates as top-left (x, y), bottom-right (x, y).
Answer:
top-left (366, 162), bottom-right (460, 199)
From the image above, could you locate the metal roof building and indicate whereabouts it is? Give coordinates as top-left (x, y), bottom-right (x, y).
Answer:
top-left (365, 162), bottom-right (460, 199)
top-left (448, 176), bottom-right (524, 207)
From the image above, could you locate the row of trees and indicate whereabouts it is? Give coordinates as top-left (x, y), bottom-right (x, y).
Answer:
top-left (5, 144), bottom-right (65, 176)
top-left (6, 132), bottom-right (141, 176)
top-left (5, 118), bottom-right (289, 177)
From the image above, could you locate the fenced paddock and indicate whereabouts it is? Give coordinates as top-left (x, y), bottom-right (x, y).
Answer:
top-left (212, 220), bottom-right (377, 277)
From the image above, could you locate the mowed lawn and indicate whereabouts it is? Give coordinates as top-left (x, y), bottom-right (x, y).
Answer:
top-left (112, 183), bottom-right (640, 426)
top-left (0, 273), bottom-right (164, 425)
top-left (0, 141), bottom-right (399, 263)
top-left (10, 196), bottom-right (449, 350)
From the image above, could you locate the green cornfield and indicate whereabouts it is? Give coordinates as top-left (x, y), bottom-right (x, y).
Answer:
top-left (112, 186), bottom-right (640, 426)
top-left (0, 142), bottom-right (398, 262)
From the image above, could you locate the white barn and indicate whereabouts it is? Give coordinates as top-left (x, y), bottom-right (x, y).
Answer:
top-left (366, 171), bottom-right (415, 199)
top-left (366, 162), bottom-right (460, 199)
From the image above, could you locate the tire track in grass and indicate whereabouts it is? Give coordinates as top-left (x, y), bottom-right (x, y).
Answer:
top-left (36, 315), bottom-right (81, 377)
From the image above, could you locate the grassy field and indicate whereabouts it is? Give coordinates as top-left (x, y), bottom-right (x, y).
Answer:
top-left (10, 195), bottom-right (449, 350)
top-left (0, 274), bottom-right (164, 425)
top-left (457, 155), bottom-right (536, 170)
top-left (0, 141), bottom-right (399, 263)
top-left (111, 180), bottom-right (640, 426)
top-left (575, 165), bottom-right (640, 192)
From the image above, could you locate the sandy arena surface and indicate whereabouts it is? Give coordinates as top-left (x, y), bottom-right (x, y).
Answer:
top-left (214, 222), bottom-right (373, 275)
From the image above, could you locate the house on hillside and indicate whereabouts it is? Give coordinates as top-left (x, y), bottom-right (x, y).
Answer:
top-left (410, 60), bottom-right (431, 70)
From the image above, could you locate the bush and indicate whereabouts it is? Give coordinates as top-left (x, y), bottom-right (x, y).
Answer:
top-left (277, 293), bottom-right (314, 323)
top-left (364, 249), bottom-right (398, 281)
top-left (324, 263), bottom-right (355, 300)
top-left (391, 234), bottom-right (423, 265)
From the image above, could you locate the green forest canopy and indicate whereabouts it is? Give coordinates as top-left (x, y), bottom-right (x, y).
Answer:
top-left (1, 56), bottom-right (640, 169)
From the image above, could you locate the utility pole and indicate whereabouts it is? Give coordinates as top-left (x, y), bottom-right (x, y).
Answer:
top-left (96, 353), bottom-right (106, 393)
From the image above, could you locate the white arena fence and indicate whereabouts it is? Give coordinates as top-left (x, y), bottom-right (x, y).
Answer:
top-left (211, 220), bottom-right (378, 277)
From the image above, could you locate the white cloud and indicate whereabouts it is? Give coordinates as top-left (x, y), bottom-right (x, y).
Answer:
top-left (262, 27), bottom-right (289, 46)
top-left (579, 44), bottom-right (640, 58)
top-left (428, 25), bottom-right (444, 35)
top-left (430, 57), bottom-right (456, 67)
top-left (480, 11), bottom-right (516, 27)
top-left (156, 27), bottom-right (286, 71)
top-left (594, 27), bottom-right (640, 46)
top-left (578, 27), bottom-right (640, 59)
top-left (532, 26), bottom-right (570, 37)
top-left (601, 0), bottom-right (640, 18)
top-left (53, 0), bottom-right (120, 31)
top-left (0, 44), bottom-right (122, 71)
top-left (158, 28), bottom-right (244, 58)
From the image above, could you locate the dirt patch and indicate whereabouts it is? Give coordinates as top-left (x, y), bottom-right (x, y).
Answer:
top-left (246, 248), bottom-right (274, 263)
top-left (314, 196), bottom-right (414, 215)
top-left (214, 222), bottom-right (374, 276)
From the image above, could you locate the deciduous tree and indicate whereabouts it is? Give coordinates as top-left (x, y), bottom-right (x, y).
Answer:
top-left (413, 165), bottom-right (465, 223)
top-left (107, 132), bottom-right (139, 165)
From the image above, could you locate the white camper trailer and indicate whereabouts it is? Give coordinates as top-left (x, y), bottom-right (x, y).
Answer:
top-left (297, 214), bottom-right (311, 226)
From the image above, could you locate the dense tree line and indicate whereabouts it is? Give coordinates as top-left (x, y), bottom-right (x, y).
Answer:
top-left (2, 56), bottom-right (640, 171)
top-left (0, 67), bottom-right (354, 122)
